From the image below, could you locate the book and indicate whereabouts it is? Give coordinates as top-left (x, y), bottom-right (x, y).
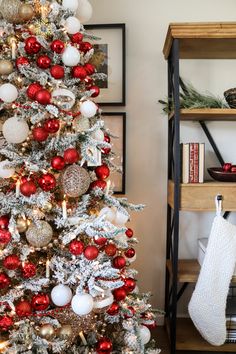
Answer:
top-left (181, 143), bottom-right (205, 183)
top-left (182, 143), bottom-right (190, 183)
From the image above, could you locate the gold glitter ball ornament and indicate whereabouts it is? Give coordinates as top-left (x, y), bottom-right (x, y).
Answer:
top-left (61, 165), bottom-right (90, 198)
top-left (16, 217), bottom-right (28, 233)
top-left (0, 0), bottom-right (21, 23)
top-left (0, 60), bottom-right (13, 75)
top-left (42, 202), bottom-right (53, 212)
top-left (39, 324), bottom-right (55, 340)
top-left (18, 4), bottom-right (34, 21)
top-left (26, 220), bottom-right (53, 247)
top-left (57, 325), bottom-right (73, 340)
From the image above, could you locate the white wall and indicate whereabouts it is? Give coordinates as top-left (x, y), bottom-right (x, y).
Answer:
top-left (88, 0), bottom-right (236, 314)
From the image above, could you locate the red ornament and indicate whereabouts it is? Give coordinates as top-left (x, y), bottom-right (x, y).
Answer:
top-left (90, 85), bottom-right (100, 98)
top-left (124, 306), bottom-right (135, 319)
top-left (104, 134), bottom-right (110, 143)
top-left (113, 256), bottom-right (126, 269)
top-left (113, 287), bottom-right (126, 301)
top-left (25, 36), bottom-right (41, 54)
top-left (125, 228), bottom-right (133, 238)
top-left (31, 293), bottom-right (50, 311)
top-left (50, 65), bottom-right (64, 79)
top-left (38, 173), bottom-right (56, 192)
top-left (84, 63), bottom-right (95, 75)
top-left (71, 32), bottom-right (83, 44)
top-left (84, 245), bottom-right (99, 260)
top-left (124, 248), bottom-right (136, 258)
top-left (94, 236), bottom-right (107, 246)
top-left (37, 55), bottom-right (51, 69)
top-left (15, 299), bottom-right (32, 317)
top-left (102, 134), bottom-right (111, 155)
top-left (69, 240), bottom-right (84, 256)
top-left (3, 254), bottom-right (21, 270)
top-left (32, 127), bottom-right (49, 142)
top-left (96, 337), bottom-right (113, 354)
top-left (123, 278), bottom-right (136, 293)
top-left (0, 315), bottom-right (13, 331)
top-left (106, 302), bottom-right (119, 316)
top-left (95, 164), bottom-right (110, 180)
top-left (90, 180), bottom-right (107, 191)
top-left (50, 40), bottom-right (65, 54)
top-left (44, 119), bottom-right (60, 134)
top-left (16, 56), bottom-right (30, 68)
top-left (0, 229), bottom-right (11, 245)
top-left (51, 156), bottom-right (65, 170)
top-left (0, 215), bottom-right (9, 229)
top-left (27, 82), bottom-right (43, 100)
top-left (0, 272), bottom-right (10, 289)
top-left (72, 66), bottom-right (87, 80)
top-left (63, 148), bottom-right (80, 164)
top-left (104, 243), bottom-right (117, 257)
top-left (84, 76), bottom-right (93, 88)
top-left (21, 262), bottom-right (36, 278)
top-left (231, 165), bottom-right (236, 172)
top-left (35, 89), bottom-right (51, 105)
top-left (80, 42), bottom-right (93, 53)
top-left (223, 163), bottom-right (232, 172)
top-left (20, 181), bottom-right (37, 197)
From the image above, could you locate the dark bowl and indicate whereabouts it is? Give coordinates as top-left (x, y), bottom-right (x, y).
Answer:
top-left (208, 167), bottom-right (236, 182)
top-left (224, 88), bottom-right (236, 108)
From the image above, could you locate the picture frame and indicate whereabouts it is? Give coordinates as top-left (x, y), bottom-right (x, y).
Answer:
top-left (84, 24), bottom-right (126, 106)
top-left (101, 112), bottom-right (126, 194)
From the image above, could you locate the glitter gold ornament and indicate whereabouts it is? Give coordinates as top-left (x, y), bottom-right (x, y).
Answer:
top-left (0, 60), bottom-right (13, 75)
top-left (60, 165), bottom-right (90, 198)
top-left (58, 325), bottom-right (73, 339)
top-left (42, 202), bottom-right (52, 212)
top-left (0, 0), bottom-right (21, 23)
top-left (39, 324), bottom-right (55, 340)
top-left (16, 217), bottom-right (28, 233)
top-left (18, 4), bottom-right (34, 21)
top-left (6, 35), bottom-right (17, 46)
top-left (26, 221), bottom-right (53, 247)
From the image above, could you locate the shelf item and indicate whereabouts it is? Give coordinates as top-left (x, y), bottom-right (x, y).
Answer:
top-left (208, 167), bottom-right (236, 182)
top-left (182, 143), bottom-right (204, 183)
top-left (170, 108), bottom-right (236, 121)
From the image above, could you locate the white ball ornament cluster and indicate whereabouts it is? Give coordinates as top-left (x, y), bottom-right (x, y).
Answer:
top-left (0, 160), bottom-right (15, 178)
top-left (3, 116), bottom-right (29, 144)
top-left (80, 100), bottom-right (97, 118)
top-left (71, 293), bottom-right (94, 315)
top-left (76, 0), bottom-right (92, 23)
top-left (51, 284), bottom-right (73, 307)
top-left (0, 83), bottom-right (18, 103)
top-left (62, 0), bottom-right (79, 11)
top-left (62, 46), bottom-right (81, 67)
top-left (138, 325), bottom-right (151, 345)
top-left (65, 16), bottom-right (81, 34)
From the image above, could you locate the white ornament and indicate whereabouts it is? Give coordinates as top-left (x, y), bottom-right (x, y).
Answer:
top-left (138, 325), bottom-right (151, 345)
top-left (80, 100), bottom-right (97, 118)
top-left (52, 88), bottom-right (75, 110)
top-left (62, 45), bottom-right (81, 66)
top-left (93, 291), bottom-right (114, 309)
top-left (76, 0), bottom-right (92, 23)
top-left (116, 232), bottom-right (128, 244)
top-left (99, 207), bottom-right (116, 223)
top-left (3, 116), bottom-right (29, 144)
top-left (114, 210), bottom-right (129, 226)
top-left (0, 83), bottom-right (18, 102)
top-left (51, 284), bottom-right (72, 307)
top-left (0, 160), bottom-right (15, 178)
top-left (71, 293), bottom-right (94, 315)
top-left (92, 129), bottom-right (104, 142)
top-left (62, 0), bottom-right (79, 11)
top-left (65, 16), bottom-right (81, 34)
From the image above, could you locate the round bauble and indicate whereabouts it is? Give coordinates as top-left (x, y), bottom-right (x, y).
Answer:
top-left (60, 165), bottom-right (90, 197)
top-left (58, 325), bottom-right (73, 339)
top-left (0, 0), bottom-right (21, 23)
top-left (95, 164), bottom-right (110, 180)
top-left (21, 261), bottom-right (36, 278)
top-left (106, 302), bottom-right (119, 316)
top-left (27, 82), bottom-right (42, 100)
top-left (51, 40), bottom-right (65, 54)
top-left (44, 118), bottom-right (60, 134)
top-left (64, 148), bottom-right (80, 164)
top-left (113, 287), bottom-right (126, 302)
top-left (73, 116), bottom-right (90, 132)
top-left (125, 228), bottom-right (133, 238)
top-left (52, 88), bottom-right (75, 110)
top-left (39, 324), bottom-right (55, 340)
top-left (84, 245), bottom-right (99, 260)
top-left (0, 215), bottom-right (9, 229)
top-left (84, 63), bottom-right (95, 75)
top-left (26, 221), bottom-right (53, 247)
top-left (72, 65), bottom-right (87, 80)
top-left (90, 85), bottom-right (100, 98)
top-left (69, 240), bottom-right (84, 255)
top-left (38, 173), bottom-right (56, 192)
top-left (80, 100), bottom-right (97, 118)
top-left (0, 60), bottom-right (13, 75)
top-left (0, 272), bottom-right (10, 289)
top-left (71, 32), bottom-right (83, 44)
top-left (71, 293), bottom-right (94, 315)
top-left (16, 217), bottom-right (28, 233)
top-left (0, 315), bottom-right (13, 331)
top-left (25, 36), bottom-right (41, 54)
top-left (31, 293), bottom-right (50, 311)
top-left (79, 41), bottom-right (92, 53)
top-left (0, 160), bottom-right (15, 178)
top-left (96, 337), bottom-right (113, 354)
top-left (35, 89), bottom-right (51, 105)
top-left (114, 210), bottom-right (129, 226)
top-left (104, 134), bottom-right (111, 143)
top-left (124, 306), bottom-right (135, 319)
top-left (84, 75), bottom-right (93, 88)
top-left (92, 129), bottom-right (104, 142)
top-left (94, 236), bottom-right (107, 246)
top-left (32, 126), bottom-right (49, 142)
top-left (16, 56), bottom-right (30, 68)
top-left (37, 55), bottom-right (51, 69)
top-left (65, 16), bottom-right (81, 34)
top-left (50, 65), bottom-right (64, 79)
top-left (3, 254), bottom-right (21, 270)
top-left (3, 116), bottom-right (29, 144)
top-left (113, 256), bottom-right (126, 269)
top-left (0, 229), bottom-right (11, 245)
top-left (124, 248), bottom-right (135, 259)
top-left (104, 243), bottom-right (117, 257)
top-left (20, 180), bottom-right (37, 197)
top-left (42, 201), bottom-right (53, 212)
top-left (51, 284), bottom-right (72, 307)
top-left (93, 290), bottom-right (114, 310)
top-left (138, 325), bottom-right (151, 345)
top-left (62, 46), bottom-right (80, 67)
top-left (15, 299), bottom-right (32, 317)
top-left (90, 180), bottom-right (107, 191)
top-left (51, 156), bottom-right (65, 170)
top-left (62, 0), bottom-right (79, 11)
top-left (18, 3), bottom-right (34, 21)
top-left (0, 83), bottom-right (18, 102)
top-left (123, 278), bottom-right (136, 293)
top-left (102, 134), bottom-right (111, 154)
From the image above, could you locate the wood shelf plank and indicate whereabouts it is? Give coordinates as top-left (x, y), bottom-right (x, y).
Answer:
top-left (169, 108), bottom-right (236, 121)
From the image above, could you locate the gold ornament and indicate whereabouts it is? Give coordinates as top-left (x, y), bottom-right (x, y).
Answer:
top-left (58, 325), bottom-right (73, 340)
top-left (42, 202), bottom-right (52, 212)
top-left (39, 324), bottom-right (55, 340)
top-left (16, 217), bottom-right (28, 233)
top-left (7, 36), bottom-right (17, 46)
top-left (0, 60), bottom-right (13, 75)
top-left (26, 220), bottom-right (53, 247)
top-left (60, 166), bottom-right (90, 198)
top-left (18, 4), bottom-right (34, 21)
top-left (0, 0), bottom-right (21, 23)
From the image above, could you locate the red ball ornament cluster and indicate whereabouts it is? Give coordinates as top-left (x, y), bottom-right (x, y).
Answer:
top-left (113, 256), bottom-right (126, 269)
top-left (71, 32), bottom-right (83, 44)
top-left (0, 229), bottom-right (11, 245)
top-left (51, 39), bottom-right (65, 54)
top-left (37, 55), bottom-right (51, 69)
top-left (44, 119), bottom-right (60, 133)
top-left (16, 56), bottom-right (30, 68)
top-left (27, 82), bottom-right (42, 100)
top-left (84, 245), bottom-right (99, 260)
top-left (38, 173), bottom-right (56, 192)
top-left (125, 228), bottom-right (133, 238)
top-left (72, 66), bottom-right (87, 80)
top-left (50, 65), bottom-right (64, 79)
top-left (25, 36), bottom-right (41, 54)
top-left (35, 89), bottom-right (51, 105)
top-left (15, 299), bottom-right (32, 317)
top-left (102, 134), bottom-right (111, 155)
top-left (51, 156), bottom-right (65, 170)
top-left (0, 272), bottom-right (10, 289)
top-left (84, 63), bottom-right (95, 75)
top-left (90, 85), bottom-right (100, 98)
top-left (0, 315), bottom-right (13, 331)
top-left (123, 277), bottom-right (136, 293)
top-left (69, 240), bottom-right (84, 256)
top-left (32, 127), bottom-right (49, 142)
top-left (21, 262), bottom-right (36, 278)
top-left (3, 254), bottom-right (21, 270)
top-left (95, 164), bottom-right (110, 180)
top-left (0, 215), bottom-right (9, 229)
top-left (90, 180), bottom-right (107, 191)
top-left (113, 287), bottom-right (126, 302)
top-left (80, 42), bottom-right (93, 53)
top-left (94, 236), bottom-right (107, 246)
top-left (64, 148), bottom-right (80, 164)
top-left (20, 180), bottom-right (37, 197)
top-left (106, 302), bottom-right (119, 316)
top-left (31, 293), bottom-right (50, 311)
top-left (104, 243), bottom-right (117, 257)
top-left (124, 248), bottom-right (136, 259)
top-left (96, 337), bottom-right (113, 354)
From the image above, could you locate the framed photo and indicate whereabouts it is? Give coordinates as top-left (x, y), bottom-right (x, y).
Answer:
top-left (84, 24), bottom-right (126, 106)
top-left (102, 112), bottom-right (126, 194)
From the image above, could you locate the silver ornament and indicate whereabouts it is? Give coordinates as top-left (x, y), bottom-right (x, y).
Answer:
top-left (73, 116), bottom-right (90, 132)
top-left (0, 0), bottom-right (21, 23)
top-left (26, 221), bottom-right (53, 247)
top-left (61, 165), bottom-right (90, 198)
top-left (124, 332), bottom-right (139, 350)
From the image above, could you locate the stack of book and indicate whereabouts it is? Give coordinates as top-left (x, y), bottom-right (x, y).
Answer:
top-left (181, 143), bottom-right (205, 183)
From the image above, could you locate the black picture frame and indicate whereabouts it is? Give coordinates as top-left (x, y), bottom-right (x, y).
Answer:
top-left (101, 112), bottom-right (126, 194)
top-left (84, 23), bottom-right (126, 106)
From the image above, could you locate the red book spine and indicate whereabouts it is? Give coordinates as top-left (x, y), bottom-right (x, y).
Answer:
top-left (193, 143), bottom-right (199, 183)
top-left (189, 143), bottom-right (194, 183)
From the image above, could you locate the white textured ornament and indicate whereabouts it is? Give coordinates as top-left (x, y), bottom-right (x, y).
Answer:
top-left (99, 207), bottom-right (116, 223)
top-left (62, 0), bottom-right (79, 11)
top-left (0, 0), bottom-right (21, 23)
top-left (62, 45), bottom-right (81, 66)
top-left (114, 210), bottom-right (129, 226)
top-left (71, 293), bottom-right (94, 315)
top-left (124, 332), bottom-right (138, 350)
top-left (3, 116), bottom-right (29, 144)
top-left (0, 160), bottom-right (15, 178)
top-left (76, 0), bottom-right (92, 23)
top-left (65, 16), bottom-right (81, 34)
top-left (138, 325), bottom-right (151, 345)
top-left (73, 116), bottom-right (90, 132)
top-left (51, 284), bottom-right (72, 307)
top-left (52, 88), bottom-right (75, 110)
top-left (80, 100), bottom-right (97, 118)
top-left (93, 291), bottom-right (113, 309)
top-left (0, 83), bottom-right (18, 102)
top-left (61, 165), bottom-right (90, 197)
top-left (26, 221), bottom-right (53, 247)
top-left (92, 129), bottom-right (104, 142)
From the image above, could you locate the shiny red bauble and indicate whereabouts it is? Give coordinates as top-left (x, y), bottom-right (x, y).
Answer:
top-left (16, 56), bottom-right (30, 68)
top-left (32, 127), bottom-right (49, 142)
top-left (95, 164), bottom-right (110, 180)
top-left (124, 306), bottom-right (135, 319)
top-left (84, 245), bottom-right (99, 260)
top-left (94, 236), bottom-right (107, 246)
top-left (106, 302), bottom-right (119, 316)
top-left (31, 293), bottom-right (50, 311)
top-left (113, 287), bottom-right (127, 302)
top-left (69, 240), bottom-right (84, 256)
top-left (51, 156), bottom-right (65, 171)
top-left (0, 272), bottom-right (10, 289)
top-left (27, 82), bottom-right (42, 100)
top-left (15, 299), bottom-right (32, 317)
top-left (25, 36), bottom-right (41, 54)
top-left (104, 243), bottom-right (117, 257)
top-left (72, 65), bottom-right (87, 80)
top-left (96, 337), bottom-right (113, 354)
top-left (125, 228), bottom-right (133, 238)
top-left (104, 134), bottom-right (111, 143)
top-left (63, 148), bottom-right (80, 164)
top-left (84, 63), bottom-right (95, 75)
top-left (71, 32), bottom-right (83, 44)
top-left (113, 256), bottom-right (126, 269)
top-left (123, 278), bottom-right (136, 293)
top-left (50, 39), bottom-right (65, 54)
top-left (44, 119), bottom-right (60, 134)
top-left (80, 42), bottom-right (93, 53)
top-left (84, 76), bottom-right (93, 88)
top-left (0, 215), bottom-right (9, 229)
top-left (3, 254), bottom-right (21, 270)
top-left (102, 134), bottom-right (111, 155)
top-left (35, 89), bottom-right (51, 105)
top-left (90, 85), bottom-right (100, 98)
top-left (37, 55), bottom-right (51, 69)
top-left (0, 315), bottom-right (13, 331)
top-left (90, 180), bottom-right (107, 191)
top-left (22, 262), bottom-right (36, 278)
top-left (0, 229), bottom-right (11, 245)
top-left (124, 248), bottom-right (136, 258)
top-left (50, 65), bottom-right (64, 79)
top-left (38, 173), bottom-right (56, 192)
top-left (20, 181), bottom-right (37, 197)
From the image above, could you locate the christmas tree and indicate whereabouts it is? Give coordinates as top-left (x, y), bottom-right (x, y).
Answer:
top-left (0, 0), bottom-right (161, 353)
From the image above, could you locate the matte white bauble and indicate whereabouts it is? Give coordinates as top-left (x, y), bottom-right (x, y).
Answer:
top-left (52, 88), bottom-right (75, 110)
top-left (0, 83), bottom-right (18, 103)
top-left (62, 46), bottom-right (81, 66)
top-left (99, 207), bottom-right (116, 223)
top-left (92, 129), bottom-right (104, 142)
top-left (0, 160), bottom-right (15, 178)
top-left (76, 0), bottom-right (92, 23)
top-left (80, 100), bottom-right (97, 118)
top-left (65, 16), bottom-right (81, 34)
top-left (62, 0), bottom-right (79, 11)
top-left (51, 284), bottom-right (72, 307)
top-left (3, 116), bottom-right (29, 144)
top-left (138, 325), bottom-right (151, 345)
top-left (71, 293), bottom-right (94, 315)
top-left (114, 210), bottom-right (129, 226)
